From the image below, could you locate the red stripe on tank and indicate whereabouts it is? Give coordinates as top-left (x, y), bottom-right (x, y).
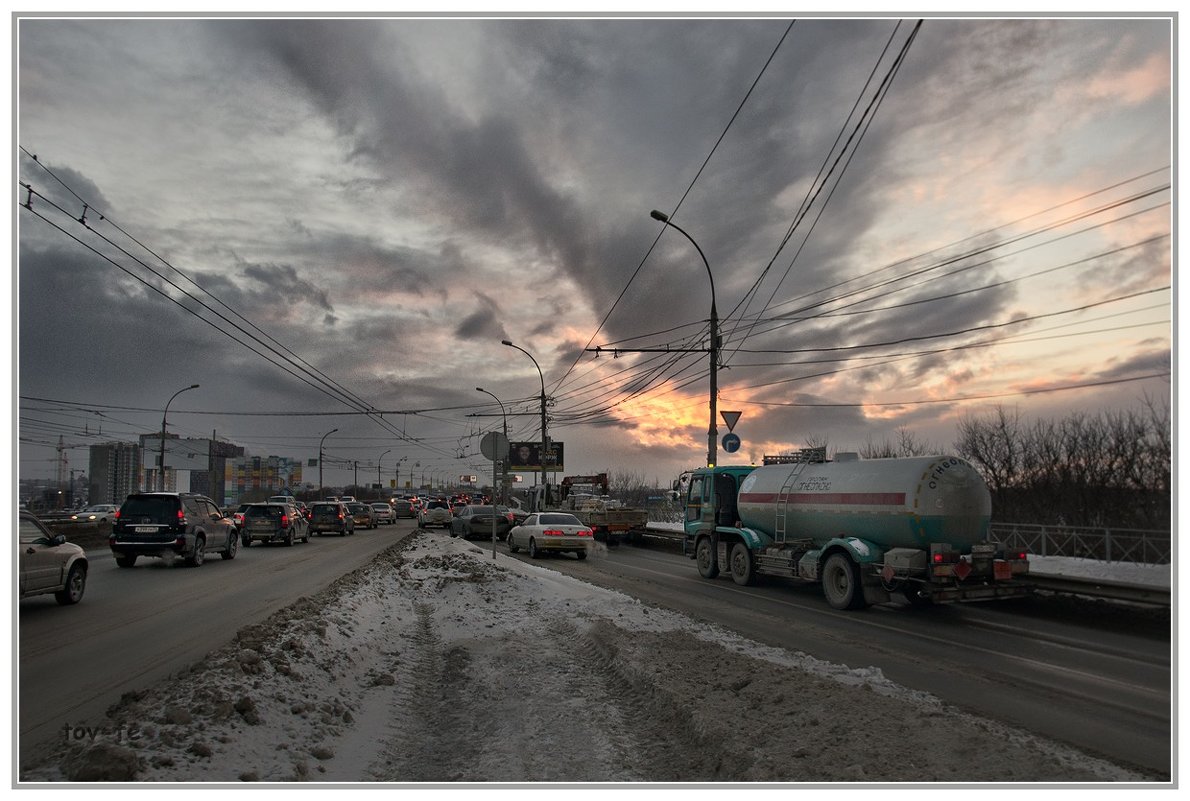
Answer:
top-left (739, 492), bottom-right (905, 506)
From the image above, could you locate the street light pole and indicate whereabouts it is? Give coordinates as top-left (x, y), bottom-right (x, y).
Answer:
top-left (158, 384), bottom-right (199, 491)
top-left (378, 449), bottom-right (391, 497)
top-left (651, 209), bottom-right (719, 468)
top-left (477, 387), bottom-right (509, 504)
top-left (319, 428), bottom-right (338, 499)
top-left (395, 456), bottom-right (407, 493)
top-left (502, 339), bottom-right (549, 506)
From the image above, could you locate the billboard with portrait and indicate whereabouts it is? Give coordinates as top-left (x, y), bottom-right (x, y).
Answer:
top-left (506, 441), bottom-right (564, 472)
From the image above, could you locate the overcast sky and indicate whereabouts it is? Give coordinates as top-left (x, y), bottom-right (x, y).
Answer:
top-left (14, 13), bottom-right (1172, 490)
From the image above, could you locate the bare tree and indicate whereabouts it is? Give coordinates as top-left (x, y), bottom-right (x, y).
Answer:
top-left (955, 401), bottom-right (1170, 529)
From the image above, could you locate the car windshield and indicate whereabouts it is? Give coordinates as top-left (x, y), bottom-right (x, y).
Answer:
top-left (539, 513), bottom-right (582, 526)
top-left (245, 506), bottom-right (283, 519)
top-left (120, 496), bottom-right (178, 519)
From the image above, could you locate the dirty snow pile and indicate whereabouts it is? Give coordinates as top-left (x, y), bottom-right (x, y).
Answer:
top-left (21, 531), bottom-right (1153, 784)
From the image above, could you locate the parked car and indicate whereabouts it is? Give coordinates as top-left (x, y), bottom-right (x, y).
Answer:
top-left (370, 502), bottom-right (395, 525)
top-left (309, 502), bottom-right (354, 537)
top-left (69, 504), bottom-right (119, 524)
top-left (347, 502), bottom-right (376, 530)
top-left (390, 498), bottom-right (417, 519)
top-left (241, 502), bottom-right (310, 547)
top-left (506, 512), bottom-right (593, 560)
top-left (19, 511), bottom-right (87, 605)
top-left (449, 505), bottom-right (515, 540)
top-left (110, 492), bottom-right (237, 568)
top-left (418, 498), bottom-right (453, 529)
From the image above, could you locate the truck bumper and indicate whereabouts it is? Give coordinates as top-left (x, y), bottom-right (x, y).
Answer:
top-left (929, 581), bottom-right (1032, 603)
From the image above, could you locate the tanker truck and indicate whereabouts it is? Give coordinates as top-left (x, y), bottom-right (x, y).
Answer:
top-left (679, 453), bottom-right (1030, 610)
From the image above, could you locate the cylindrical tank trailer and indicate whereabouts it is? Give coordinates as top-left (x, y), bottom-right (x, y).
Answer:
top-left (735, 455), bottom-right (992, 551)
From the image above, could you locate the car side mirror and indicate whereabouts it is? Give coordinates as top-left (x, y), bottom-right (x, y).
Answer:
top-left (50, 534), bottom-right (66, 547)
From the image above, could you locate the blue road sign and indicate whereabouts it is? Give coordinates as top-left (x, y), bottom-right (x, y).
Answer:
top-left (722, 433), bottom-right (741, 453)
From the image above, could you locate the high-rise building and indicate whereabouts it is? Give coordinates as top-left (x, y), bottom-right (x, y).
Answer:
top-left (224, 455), bottom-right (304, 505)
top-left (137, 435), bottom-right (244, 505)
top-left (88, 441), bottom-right (143, 505)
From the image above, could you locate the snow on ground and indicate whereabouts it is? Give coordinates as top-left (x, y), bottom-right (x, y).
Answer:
top-left (21, 530), bottom-right (1160, 785)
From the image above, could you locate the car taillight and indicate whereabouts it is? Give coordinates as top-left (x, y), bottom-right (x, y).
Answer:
top-left (113, 510), bottom-right (121, 521)
top-left (177, 509), bottom-right (187, 525)
top-left (579, 528), bottom-right (593, 537)
top-left (543, 529), bottom-right (564, 536)
top-left (281, 514), bottom-right (289, 526)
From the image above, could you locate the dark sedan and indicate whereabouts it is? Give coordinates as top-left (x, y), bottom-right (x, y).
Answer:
top-left (449, 505), bottom-right (515, 541)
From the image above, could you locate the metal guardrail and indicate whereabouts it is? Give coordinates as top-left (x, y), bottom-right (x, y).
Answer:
top-left (990, 523), bottom-right (1171, 566)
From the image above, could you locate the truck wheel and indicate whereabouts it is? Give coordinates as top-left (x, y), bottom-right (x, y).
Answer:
top-left (729, 542), bottom-right (756, 586)
top-left (822, 553), bottom-right (867, 610)
top-left (695, 537), bottom-right (719, 579)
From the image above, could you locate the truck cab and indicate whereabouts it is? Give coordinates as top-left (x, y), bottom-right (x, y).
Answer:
top-left (681, 466), bottom-right (755, 536)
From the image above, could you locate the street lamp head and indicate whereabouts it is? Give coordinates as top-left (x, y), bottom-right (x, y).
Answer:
top-left (189, 383), bottom-right (200, 389)
top-left (476, 387), bottom-right (485, 392)
top-left (501, 339), bottom-right (513, 347)
top-left (650, 209), bottom-right (670, 223)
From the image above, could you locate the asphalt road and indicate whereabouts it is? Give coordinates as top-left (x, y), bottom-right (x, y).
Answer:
top-left (17, 521), bottom-right (413, 770)
top-left (500, 534), bottom-right (1172, 779)
top-left (19, 523), bottom-right (1171, 779)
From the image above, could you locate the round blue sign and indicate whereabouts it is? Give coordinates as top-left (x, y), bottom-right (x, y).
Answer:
top-left (722, 433), bottom-right (741, 453)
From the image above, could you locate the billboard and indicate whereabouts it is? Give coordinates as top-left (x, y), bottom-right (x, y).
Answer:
top-left (507, 441), bottom-right (564, 472)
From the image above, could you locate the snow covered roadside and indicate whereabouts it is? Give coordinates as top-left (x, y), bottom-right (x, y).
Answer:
top-left (20, 530), bottom-right (1158, 784)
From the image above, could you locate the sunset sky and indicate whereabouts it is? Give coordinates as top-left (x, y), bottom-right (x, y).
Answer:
top-left (14, 12), bottom-right (1173, 490)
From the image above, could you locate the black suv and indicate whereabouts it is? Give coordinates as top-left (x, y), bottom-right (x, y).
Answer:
top-left (110, 492), bottom-right (238, 567)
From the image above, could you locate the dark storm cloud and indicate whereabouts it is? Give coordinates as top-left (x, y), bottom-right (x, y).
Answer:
top-left (453, 294), bottom-right (509, 341)
top-left (211, 20), bottom-right (600, 287)
top-left (1095, 347), bottom-right (1171, 381)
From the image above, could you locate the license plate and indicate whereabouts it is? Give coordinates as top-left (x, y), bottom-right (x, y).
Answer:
top-left (134, 526), bottom-right (158, 533)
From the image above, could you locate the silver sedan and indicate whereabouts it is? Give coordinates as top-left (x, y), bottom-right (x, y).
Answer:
top-left (506, 512), bottom-right (594, 560)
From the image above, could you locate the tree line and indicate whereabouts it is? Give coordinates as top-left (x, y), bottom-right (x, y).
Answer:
top-left (859, 397), bottom-right (1171, 531)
